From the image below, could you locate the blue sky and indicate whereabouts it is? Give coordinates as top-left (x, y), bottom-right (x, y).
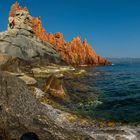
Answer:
top-left (0, 0), bottom-right (140, 58)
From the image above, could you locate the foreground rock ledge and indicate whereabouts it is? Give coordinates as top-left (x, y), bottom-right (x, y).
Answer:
top-left (0, 72), bottom-right (139, 140)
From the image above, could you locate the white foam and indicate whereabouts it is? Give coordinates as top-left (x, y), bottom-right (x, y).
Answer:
top-left (88, 126), bottom-right (139, 140)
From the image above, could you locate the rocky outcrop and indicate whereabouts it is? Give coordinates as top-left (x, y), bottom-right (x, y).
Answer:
top-left (32, 65), bottom-right (75, 78)
top-left (44, 75), bottom-right (67, 100)
top-left (0, 72), bottom-right (92, 140)
top-left (19, 75), bottom-right (37, 85)
top-left (32, 16), bottom-right (111, 65)
top-left (9, 1), bottom-right (28, 17)
top-left (0, 72), bottom-right (139, 140)
top-left (0, 4), bottom-right (62, 64)
top-left (0, 28), bottom-right (60, 63)
top-left (0, 54), bottom-right (25, 72)
top-left (6, 2), bottom-right (111, 66)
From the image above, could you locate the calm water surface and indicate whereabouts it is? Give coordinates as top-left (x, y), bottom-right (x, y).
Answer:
top-left (65, 63), bottom-right (140, 123)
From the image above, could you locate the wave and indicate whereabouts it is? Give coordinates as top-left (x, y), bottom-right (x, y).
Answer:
top-left (90, 126), bottom-right (140, 140)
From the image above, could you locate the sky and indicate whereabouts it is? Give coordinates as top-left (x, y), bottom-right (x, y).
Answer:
top-left (0, 0), bottom-right (140, 58)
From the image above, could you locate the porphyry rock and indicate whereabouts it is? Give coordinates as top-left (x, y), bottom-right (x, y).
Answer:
top-left (6, 2), bottom-right (111, 66)
top-left (44, 75), bottom-right (67, 100)
top-left (0, 2), bottom-right (62, 64)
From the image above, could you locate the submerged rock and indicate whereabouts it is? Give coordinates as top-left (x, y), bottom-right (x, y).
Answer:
top-left (44, 75), bottom-right (67, 100)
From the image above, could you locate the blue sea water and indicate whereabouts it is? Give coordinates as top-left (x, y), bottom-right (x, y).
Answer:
top-left (90, 63), bottom-right (140, 123)
top-left (67, 62), bottom-right (140, 123)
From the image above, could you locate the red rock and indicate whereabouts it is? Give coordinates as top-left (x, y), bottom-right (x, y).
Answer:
top-left (9, 2), bottom-right (111, 66)
top-left (44, 75), bottom-right (66, 99)
top-left (9, 2), bottom-right (28, 17)
top-left (32, 17), bottom-right (49, 42)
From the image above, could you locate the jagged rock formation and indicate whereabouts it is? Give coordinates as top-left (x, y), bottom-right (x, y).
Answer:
top-left (0, 2), bottom-right (61, 64)
top-left (7, 2), bottom-right (111, 66)
top-left (9, 1), bottom-right (28, 17)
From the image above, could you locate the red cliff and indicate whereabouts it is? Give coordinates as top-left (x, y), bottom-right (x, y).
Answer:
top-left (9, 2), bottom-right (111, 66)
top-left (9, 1), bottom-right (28, 17)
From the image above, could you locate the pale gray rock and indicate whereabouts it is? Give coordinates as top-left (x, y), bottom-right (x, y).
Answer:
top-left (0, 29), bottom-right (61, 63)
top-left (0, 9), bottom-right (61, 63)
top-left (19, 75), bottom-right (37, 85)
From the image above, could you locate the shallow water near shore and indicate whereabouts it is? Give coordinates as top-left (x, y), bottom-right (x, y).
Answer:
top-left (36, 61), bottom-right (140, 139)
top-left (88, 63), bottom-right (140, 123)
top-left (64, 62), bottom-right (140, 124)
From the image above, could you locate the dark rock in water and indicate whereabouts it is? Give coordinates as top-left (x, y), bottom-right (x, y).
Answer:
top-left (43, 75), bottom-right (67, 100)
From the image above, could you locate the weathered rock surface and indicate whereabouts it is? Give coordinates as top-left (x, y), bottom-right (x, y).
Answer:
top-left (0, 4), bottom-right (62, 64)
top-left (6, 2), bottom-right (111, 66)
top-left (19, 75), bottom-right (37, 85)
top-left (32, 65), bottom-right (75, 78)
top-left (44, 75), bottom-right (67, 100)
top-left (0, 72), bottom-right (139, 140)
top-left (0, 29), bottom-right (61, 63)
top-left (0, 72), bottom-right (92, 140)
top-left (9, 1), bottom-right (28, 17)
top-left (0, 54), bottom-right (25, 72)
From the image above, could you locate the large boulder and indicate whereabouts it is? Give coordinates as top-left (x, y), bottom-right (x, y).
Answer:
top-left (0, 28), bottom-right (61, 63)
top-left (0, 54), bottom-right (24, 72)
top-left (0, 6), bottom-right (62, 64)
top-left (43, 75), bottom-right (67, 100)
top-left (0, 72), bottom-right (93, 140)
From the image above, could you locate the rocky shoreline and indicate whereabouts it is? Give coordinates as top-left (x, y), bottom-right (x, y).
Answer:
top-left (0, 66), bottom-right (140, 140)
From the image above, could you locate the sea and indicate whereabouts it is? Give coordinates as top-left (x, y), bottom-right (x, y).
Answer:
top-left (85, 61), bottom-right (140, 123)
top-left (63, 58), bottom-right (140, 139)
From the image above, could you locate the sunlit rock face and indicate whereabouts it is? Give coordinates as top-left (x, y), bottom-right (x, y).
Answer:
top-left (0, 2), bottom-right (61, 63)
top-left (8, 2), bottom-right (30, 30)
top-left (8, 2), bottom-right (111, 66)
top-left (43, 75), bottom-right (67, 100)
